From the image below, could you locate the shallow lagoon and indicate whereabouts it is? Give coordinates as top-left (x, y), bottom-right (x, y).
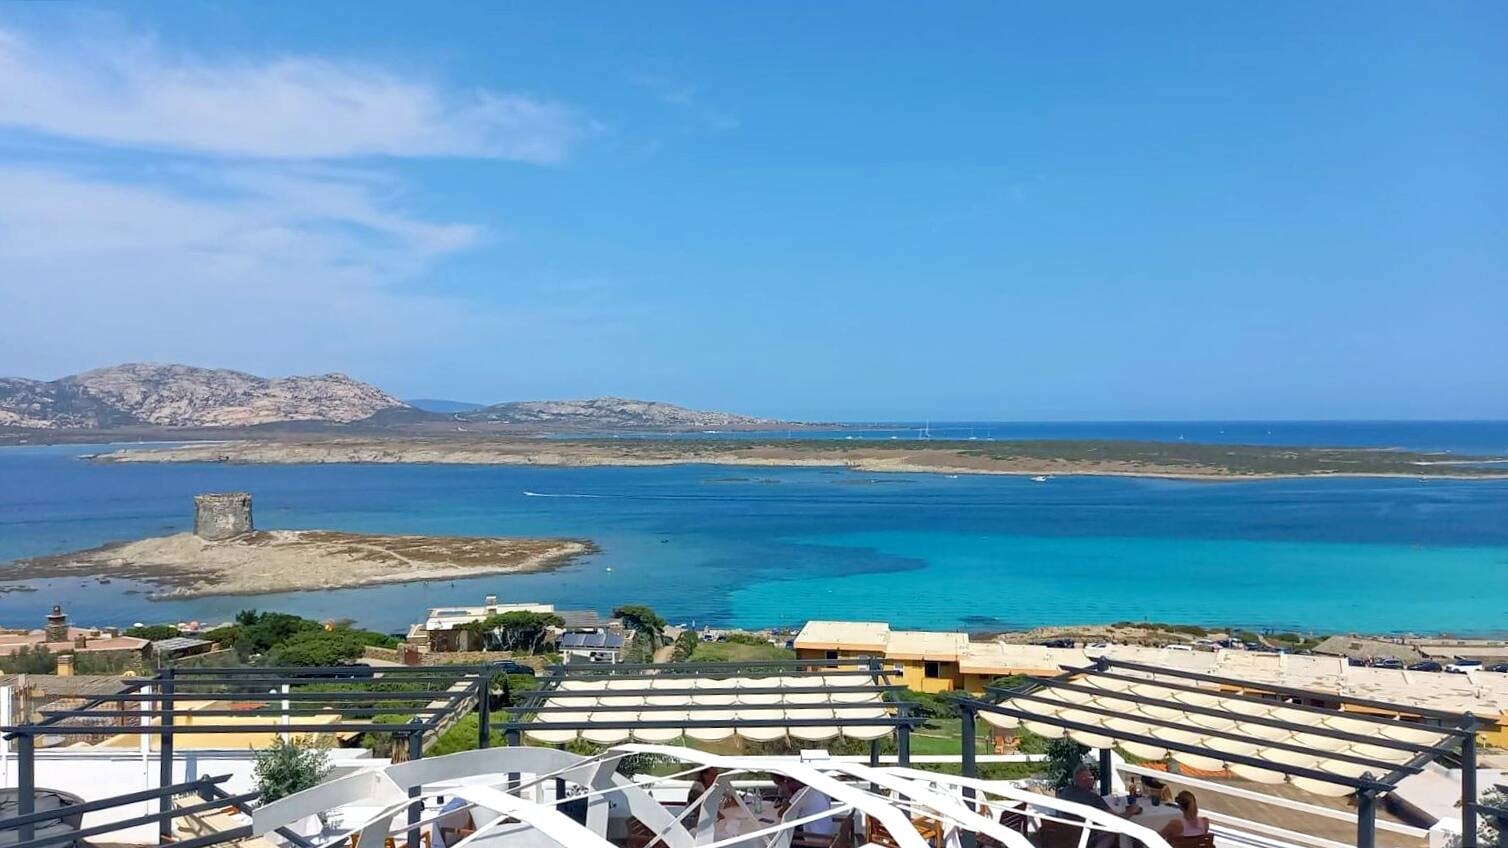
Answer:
top-left (2, 443), bottom-right (1506, 634)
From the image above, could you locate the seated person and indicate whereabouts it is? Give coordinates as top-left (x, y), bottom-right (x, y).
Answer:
top-left (774, 774), bottom-right (837, 841)
top-left (1158, 791), bottom-right (1210, 840)
top-left (685, 766), bottom-right (741, 831)
top-left (1054, 765), bottom-right (1141, 848)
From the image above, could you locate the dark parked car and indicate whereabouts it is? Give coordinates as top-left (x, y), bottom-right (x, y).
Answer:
top-left (1039, 638), bottom-right (1075, 649)
top-left (1487, 663), bottom-right (1508, 673)
top-left (1407, 661), bottom-right (1443, 672)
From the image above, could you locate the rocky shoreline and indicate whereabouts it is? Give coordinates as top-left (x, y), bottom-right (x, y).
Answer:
top-left (5, 530), bottom-right (596, 599)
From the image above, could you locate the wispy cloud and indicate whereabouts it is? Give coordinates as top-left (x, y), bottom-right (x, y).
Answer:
top-left (0, 21), bottom-right (607, 381)
top-left (629, 73), bottom-right (740, 133)
top-left (0, 25), bottom-right (586, 162)
top-left (0, 165), bottom-right (504, 375)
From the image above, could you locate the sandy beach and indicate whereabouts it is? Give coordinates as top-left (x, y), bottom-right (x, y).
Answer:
top-left (6, 530), bottom-right (594, 599)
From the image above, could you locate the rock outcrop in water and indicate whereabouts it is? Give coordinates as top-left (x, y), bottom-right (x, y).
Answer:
top-left (0, 363), bottom-right (407, 429)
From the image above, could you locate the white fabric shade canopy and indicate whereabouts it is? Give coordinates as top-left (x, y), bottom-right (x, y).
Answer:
top-left (523, 672), bottom-right (902, 744)
top-left (981, 673), bottom-right (1453, 797)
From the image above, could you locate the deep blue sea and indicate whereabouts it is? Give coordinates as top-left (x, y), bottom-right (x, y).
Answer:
top-left (2, 422), bottom-right (1507, 636)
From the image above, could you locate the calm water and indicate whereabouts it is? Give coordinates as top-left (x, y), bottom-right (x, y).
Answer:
top-left (2, 438), bottom-right (1507, 635)
top-left (595, 420), bottom-right (1508, 456)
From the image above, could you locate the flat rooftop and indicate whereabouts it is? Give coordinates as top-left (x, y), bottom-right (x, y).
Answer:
top-left (794, 620), bottom-right (890, 652)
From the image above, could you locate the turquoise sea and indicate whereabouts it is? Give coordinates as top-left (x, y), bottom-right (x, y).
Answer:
top-left (2, 430), bottom-right (1507, 635)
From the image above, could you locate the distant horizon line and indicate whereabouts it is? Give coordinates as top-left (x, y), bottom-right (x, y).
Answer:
top-left (401, 402), bottom-right (1508, 427)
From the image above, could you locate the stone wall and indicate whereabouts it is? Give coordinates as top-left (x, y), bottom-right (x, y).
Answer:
top-left (193, 492), bottom-right (253, 540)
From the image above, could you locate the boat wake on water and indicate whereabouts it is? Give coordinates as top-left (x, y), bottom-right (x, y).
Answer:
top-left (522, 491), bottom-right (608, 498)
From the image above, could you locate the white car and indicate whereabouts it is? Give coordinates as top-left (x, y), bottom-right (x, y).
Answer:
top-left (1445, 659), bottom-right (1483, 674)
top-left (1084, 642), bottom-right (1111, 657)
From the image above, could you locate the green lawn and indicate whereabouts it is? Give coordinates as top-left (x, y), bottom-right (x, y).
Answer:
top-left (688, 641), bottom-right (795, 662)
top-left (908, 717), bottom-right (989, 756)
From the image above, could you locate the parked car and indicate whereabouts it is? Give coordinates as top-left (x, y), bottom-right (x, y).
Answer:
top-left (1083, 642), bottom-right (1111, 657)
top-left (1407, 661), bottom-right (1443, 672)
top-left (1487, 663), bottom-right (1508, 673)
top-left (1445, 659), bottom-right (1484, 674)
top-left (1039, 638), bottom-right (1075, 649)
top-left (1371, 657), bottom-right (1404, 670)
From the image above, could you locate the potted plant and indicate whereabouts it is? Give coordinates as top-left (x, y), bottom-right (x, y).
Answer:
top-left (253, 736), bottom-right (333, 834)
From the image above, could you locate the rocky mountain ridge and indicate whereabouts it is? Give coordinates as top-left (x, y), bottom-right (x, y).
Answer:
top-left (0, 363), bottom-right (407, 429)
top-left (0, 364), bottom-right (786, 432)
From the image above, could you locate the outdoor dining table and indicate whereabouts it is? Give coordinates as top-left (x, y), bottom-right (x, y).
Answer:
top-left (1103, 796), bottom-right (1182, 848)
top-left (714, 801), bottom-right (782, 846)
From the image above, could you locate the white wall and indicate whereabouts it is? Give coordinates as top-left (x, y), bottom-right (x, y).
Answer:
top-left (0, 746), bottom-right (383, 843)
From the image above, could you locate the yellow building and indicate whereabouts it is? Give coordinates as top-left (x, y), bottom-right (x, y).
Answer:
top-left (794, 621), bottom-right (1079, 694)
top-left (886, 630), bottom-right (969, 693)
top-left (793, 620), bottom-right (890, 663)
top-left (797, 620), bottom-right (1508, 745)
top-left (958, 642), bottom-right (1075, 693)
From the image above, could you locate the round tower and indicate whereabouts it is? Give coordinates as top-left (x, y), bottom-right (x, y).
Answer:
top-left (44, 605), bottom-right (68, 642)
top-left (194, 492), bottom-right (254, 541)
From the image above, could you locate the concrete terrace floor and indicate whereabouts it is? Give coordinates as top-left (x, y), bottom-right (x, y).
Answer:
top-left (1155, 773), bottom-right (1427, 848)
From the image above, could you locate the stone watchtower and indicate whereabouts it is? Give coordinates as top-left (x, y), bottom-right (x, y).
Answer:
top-left (194, 492), bottom-right (253, 541)
top-left (44, 605), bottom-right (69, 642)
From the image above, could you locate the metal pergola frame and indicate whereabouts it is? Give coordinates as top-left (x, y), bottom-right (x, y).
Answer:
top-left (945, 656), bottom-right (1483, 848)
top-left (0, 663), bottom-right (521, 848)
top-left (504, 658), bottom-right (927, 765)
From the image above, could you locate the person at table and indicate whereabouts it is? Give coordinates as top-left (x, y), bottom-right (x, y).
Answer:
top-left (684, 767), bottom-right (733, 829)
top-left (1158, 791), bottom-right (1210, 840)
top-left (774, 774), bottom-right (837, 840)
top-left (1055, 765), bottom-right (1140, 848)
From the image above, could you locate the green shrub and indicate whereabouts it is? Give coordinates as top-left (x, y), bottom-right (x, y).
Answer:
top-left (893, 689), bottom-right (960, 721)
top-left (671, 631), bottom-right (700, 661)
top-left (359, 715), bottom-right (416, 758)
top-left (264, 629), bottom-right (367, 666)
top-left (75, 651), bottom-right (149, 675)
top-left (126, 624), bottom-right (181, 641)
top-left (1042, 737), bottom-right (1089, 789)
top-left (253, 736), bottom-right (331, 804)
top-left (0, 646), bottom-right (56, 674)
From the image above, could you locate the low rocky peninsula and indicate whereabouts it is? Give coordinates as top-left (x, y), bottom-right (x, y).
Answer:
top-left (7, 530), bottom-right (594, 599)
top-left (90, 436), bottom-right (1508, 480)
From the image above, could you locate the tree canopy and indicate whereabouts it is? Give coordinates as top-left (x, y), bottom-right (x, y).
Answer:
top-left (0, 646), bottom-right (56, 675)
top-left (463, 611), bottom-right (563, 653)
top-left (125, 624), bottom-right (181, 641)
top-left (264, 629), bottom-right (369, 667)
top-left (613, 604), bottom-right (667, 661)
top-left (206, 610), bottom-right (397, 664)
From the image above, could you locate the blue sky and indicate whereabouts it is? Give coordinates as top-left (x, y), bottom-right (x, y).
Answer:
top-left (0, 3), bottom-right (1503, 420)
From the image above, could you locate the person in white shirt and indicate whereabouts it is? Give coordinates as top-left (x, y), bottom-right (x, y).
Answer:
top-left (775, 774), bottom-right (836, 838)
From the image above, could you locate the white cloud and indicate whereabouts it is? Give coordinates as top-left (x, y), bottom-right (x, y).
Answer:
top-left (0, 165), bottom-right (507, 378)
top-left (0, 26), bottom-right (584, 162)
top-left (0, 22), bottom-right (613, 385)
